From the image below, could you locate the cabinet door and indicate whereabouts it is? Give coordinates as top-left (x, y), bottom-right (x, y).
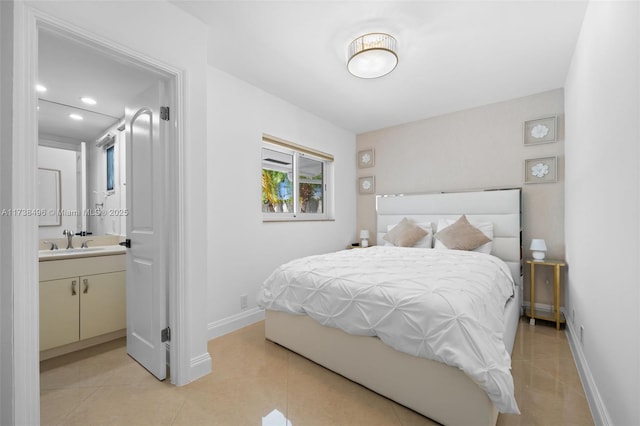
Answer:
top-left (80, 271), bottom-right (126, 340)
top-left (40, 278), bottom-right (80, 351)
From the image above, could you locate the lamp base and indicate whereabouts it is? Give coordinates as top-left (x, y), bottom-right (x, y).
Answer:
top-left (532, 251), bottom-right (546, 260)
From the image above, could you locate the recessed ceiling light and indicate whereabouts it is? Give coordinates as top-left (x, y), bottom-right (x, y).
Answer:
top-left (69, 113), bottom-right (83, 121)
top-left (80, 97), bottom-right (97, 106)
top-left (36, 84), bottom-right (47, 93)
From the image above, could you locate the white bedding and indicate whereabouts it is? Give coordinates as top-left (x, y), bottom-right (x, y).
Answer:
top-left (259, 246), bottom-right (520, 413)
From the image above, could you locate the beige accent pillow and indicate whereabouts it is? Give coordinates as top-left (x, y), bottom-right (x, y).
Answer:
top-left (383, 218), bottom-right (428, 247)
top-left (435, 215), bottom-right (492, 251)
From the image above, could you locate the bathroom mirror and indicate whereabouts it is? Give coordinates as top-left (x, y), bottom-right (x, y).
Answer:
top-left (37, 168), bottom-right (61, 227)
top-left (37, 28), bottom-right (158, 240)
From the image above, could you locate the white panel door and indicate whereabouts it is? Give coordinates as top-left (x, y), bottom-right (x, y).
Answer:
top-left (125, 80), bottom-right (169, 380)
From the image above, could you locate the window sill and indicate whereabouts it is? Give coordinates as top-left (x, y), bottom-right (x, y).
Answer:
top-left (262, 217), bottom-right (335, 223)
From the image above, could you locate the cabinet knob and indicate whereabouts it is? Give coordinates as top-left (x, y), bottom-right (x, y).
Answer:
top-left (71, 280), bottom-right (77, 296)
top-left (83, 278), bottom-right (89, 294)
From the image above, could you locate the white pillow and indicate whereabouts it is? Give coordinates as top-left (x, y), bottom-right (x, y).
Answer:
top-left (384, 220), bottom-right (433, 248)
top-left (434, 217), bottom-right (493, 254)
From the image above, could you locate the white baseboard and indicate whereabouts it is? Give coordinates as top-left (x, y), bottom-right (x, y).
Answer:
top-left (189, 351), bottom-right (212, 383)
top-left (563, 309), bottom-right (611, 426)
top-left (207, 307), bottom-right (265, 340)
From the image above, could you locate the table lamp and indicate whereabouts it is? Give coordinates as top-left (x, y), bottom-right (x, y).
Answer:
top-left (530, 239), bottom-right (547, 260)
top-left (360, 229), bottom-right (370, 248)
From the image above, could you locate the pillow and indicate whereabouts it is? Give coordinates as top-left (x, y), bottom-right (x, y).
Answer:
top-left (385, 221), bottom-right (433, 248)
top-left (434, 215), bottom-right (492, 252)
top-left (434, 217), bottom-right (494, 253)
top-left (383, 218), bottom-right (429, 247)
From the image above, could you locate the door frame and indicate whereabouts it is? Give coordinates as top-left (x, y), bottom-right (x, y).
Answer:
top-left (11, 4), bottom-right (188, 423)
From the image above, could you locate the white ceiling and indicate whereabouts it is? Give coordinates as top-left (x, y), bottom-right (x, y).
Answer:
top-left (172, 0), bottom-right (588, 134)
top-left (38, 30), bottom-right (160, 144)
top-left (37, 1), bottom-right (589, 141)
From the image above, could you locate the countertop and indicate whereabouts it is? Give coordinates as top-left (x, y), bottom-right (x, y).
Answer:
top-left (39, 245), bottom-right (126, 262)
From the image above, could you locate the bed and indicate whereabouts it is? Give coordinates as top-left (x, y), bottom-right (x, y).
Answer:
top-left (260, 189), bottom-right (522, 426)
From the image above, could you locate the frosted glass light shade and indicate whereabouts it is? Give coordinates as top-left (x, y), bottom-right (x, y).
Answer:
top-left (347, 33), bottom-right (398, 79)
top-left (360, 229), bottom-right (370, 247)
top-left (530, 239), bottom-right (547, 260)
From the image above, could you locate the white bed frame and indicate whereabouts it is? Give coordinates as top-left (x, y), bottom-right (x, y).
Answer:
top-left (265, 189), bottom-right (522, 426)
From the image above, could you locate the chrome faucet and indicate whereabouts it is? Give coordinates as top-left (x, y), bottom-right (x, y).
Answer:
top-left (63, 229), bottom-right (74, 249)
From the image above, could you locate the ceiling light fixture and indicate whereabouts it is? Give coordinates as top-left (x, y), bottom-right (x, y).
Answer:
top-left (347, 33), bottom-right (398, 79)
top-left (36, 84), bottom-right (47, 93)
top-left (80, 96), bottom-right (97, 106)
top-left (69, 113), bottom-right (83, 121)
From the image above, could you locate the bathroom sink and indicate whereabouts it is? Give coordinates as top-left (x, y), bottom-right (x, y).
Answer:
top-left (63, 247), bottom-right (105, 253)
top-left (39, 245), bottom-right (125, 261)
top-left (39, 247), bottom-right (105, 256)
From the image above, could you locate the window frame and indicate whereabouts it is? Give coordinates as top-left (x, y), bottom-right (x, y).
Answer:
top-left (261, 135), bottom-right (334, 222)
top-left (105, 142), bottom-right (116, 195)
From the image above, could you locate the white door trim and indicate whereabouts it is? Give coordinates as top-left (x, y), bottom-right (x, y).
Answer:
top-left (11, 3), bottom-right (189, 422)
top-left (12, 4), bottom-right (40, 425)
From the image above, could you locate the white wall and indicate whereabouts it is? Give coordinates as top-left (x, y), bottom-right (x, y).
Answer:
top-left (206, 67), bottom-right (356, 337)
top-left (564, 2), bottom-right (640, 425)
top-left (357, 89), bottom-right (565, 306)
top-left (37, 145), bottom-right (78, 239)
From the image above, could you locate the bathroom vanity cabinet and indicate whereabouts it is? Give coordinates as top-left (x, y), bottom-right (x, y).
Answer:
top-left (39, 253), bottom-right (126, 355)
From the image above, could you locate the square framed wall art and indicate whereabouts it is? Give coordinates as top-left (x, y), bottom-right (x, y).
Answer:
top-left (357, 148), bottom-right (375, 168)
top-left (524, 116), bottom-right (557, 145)
top-left (524, 156), bottom-right (557, 184)
top-left (358, 176), bottom-right (375, 194)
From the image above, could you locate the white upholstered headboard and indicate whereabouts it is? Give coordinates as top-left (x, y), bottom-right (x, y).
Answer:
top-left (376, 188), bottom-right (522, 286)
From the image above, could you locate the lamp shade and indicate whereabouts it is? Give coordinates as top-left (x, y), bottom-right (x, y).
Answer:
top-left (530, 239), bottom-right (547, 251)
top-left (359, 229), bottom-right (370, 239)
top-left (347, 33), bottom-right (398, 79)
top-left (530, 239), bottom-right (547, 260)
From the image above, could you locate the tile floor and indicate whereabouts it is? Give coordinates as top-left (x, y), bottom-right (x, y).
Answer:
top-left (41, 318), bottom-right (593, 425)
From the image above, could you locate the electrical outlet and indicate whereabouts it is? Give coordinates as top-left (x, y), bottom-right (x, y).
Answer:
top-left (580, 325), bottom-right (584, 345)
top-left (240, 294), bottom-right (248, 310)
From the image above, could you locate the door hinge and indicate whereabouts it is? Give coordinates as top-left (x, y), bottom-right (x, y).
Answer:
top-left (161, 327), bottom-right (171, 342)
top-left (160, 106), bottom-right (170, 121)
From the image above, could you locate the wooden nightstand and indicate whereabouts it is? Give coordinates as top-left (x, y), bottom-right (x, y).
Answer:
top-left (525, 259), bottom-right (567, 330)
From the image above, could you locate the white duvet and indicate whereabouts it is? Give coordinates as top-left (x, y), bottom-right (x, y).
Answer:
top-left (259, 246), bottom-right (520, 414)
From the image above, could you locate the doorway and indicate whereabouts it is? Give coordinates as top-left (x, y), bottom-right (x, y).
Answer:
top-left (9, 4), bottom-right (204, 422)
top-left (33, 17), bottom-right (181, 419)
top-left (36, 25), bottom-right (170, 378)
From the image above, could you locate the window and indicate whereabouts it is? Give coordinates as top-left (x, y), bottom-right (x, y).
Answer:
top-left (262, 134), bottom-right (333, 221)
top-left (106, 144), bottom-right (115, 193)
